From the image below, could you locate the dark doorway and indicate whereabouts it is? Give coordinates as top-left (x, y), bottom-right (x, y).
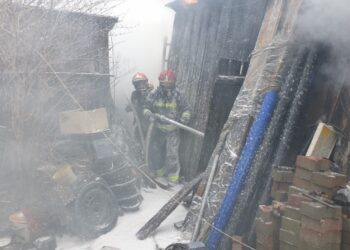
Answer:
top-left (197, 59), bottom-right (248, 172)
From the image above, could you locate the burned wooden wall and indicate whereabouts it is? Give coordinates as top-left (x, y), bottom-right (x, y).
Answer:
top-left (0, 3), bottom-right (117, 214)
top-left (167, 0), bottom-right (269, 179)
top-left (0, 4), bottom-right (117, 138)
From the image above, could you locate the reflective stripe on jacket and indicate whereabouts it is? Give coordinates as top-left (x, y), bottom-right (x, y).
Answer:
top-left (144, 87), bottom-right (191, 132)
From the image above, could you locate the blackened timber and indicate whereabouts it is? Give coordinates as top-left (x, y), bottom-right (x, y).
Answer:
top-left (168, 0), bottom-right (268, 179)
top-left (136, 174), bottom-right (203, 240)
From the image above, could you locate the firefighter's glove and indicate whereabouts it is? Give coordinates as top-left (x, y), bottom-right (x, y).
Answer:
top-left (180, 112), bottom-right (191, 125)
top-left (180, 117), bottom-right (190, 125)
top-left (144, 109), bottom-right (154, 122)
top-left (149, 115), bottom-right (156, 123)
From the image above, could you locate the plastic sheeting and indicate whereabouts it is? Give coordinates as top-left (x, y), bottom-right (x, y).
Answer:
top-left (207, 90), bottom-right (278, 250)
top-left (218, 47), bottom-right (309, 249)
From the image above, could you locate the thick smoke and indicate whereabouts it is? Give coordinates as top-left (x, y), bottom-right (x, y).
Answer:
top-left (297, 0), bottom-right (350, 82)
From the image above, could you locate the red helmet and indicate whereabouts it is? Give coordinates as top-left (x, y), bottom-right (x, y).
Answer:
top-left (132, 72), bottom-right (148, 84)
top-left (159, 69), bottom-right (176, 84)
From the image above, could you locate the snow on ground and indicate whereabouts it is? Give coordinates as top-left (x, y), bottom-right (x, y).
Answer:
top-left (56, 187), bottom-right (188, 250)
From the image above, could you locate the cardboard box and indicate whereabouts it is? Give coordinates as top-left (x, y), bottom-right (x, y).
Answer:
top-left (59, 108), bottom-right (109, 135)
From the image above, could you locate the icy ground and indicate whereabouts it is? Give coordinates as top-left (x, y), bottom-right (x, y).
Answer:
top-left (56, 186), bottom-right (188, 250)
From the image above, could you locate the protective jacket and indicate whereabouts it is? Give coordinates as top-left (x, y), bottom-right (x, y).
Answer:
top-left (143, 87), bottom-right (191, 132)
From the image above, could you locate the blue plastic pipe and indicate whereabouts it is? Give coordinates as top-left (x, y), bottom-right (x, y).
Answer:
top-left (207, 90), bottom-right (279, 250)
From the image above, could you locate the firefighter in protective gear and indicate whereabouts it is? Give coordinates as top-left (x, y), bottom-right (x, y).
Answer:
top-left (143, 69), bottom-right (191, 185)
top-left (126, 72), bottom-right (154, 142)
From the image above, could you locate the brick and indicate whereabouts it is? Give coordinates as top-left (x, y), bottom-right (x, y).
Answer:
top-left (279, 228), bottom-right (299, 245)
top-left (311, 183), bottom-right (337, 198)
top-left (311, 172), bottom-right (347, 189)
top-left (288, 185), bottom-right (309, 195)
top-left (258, 205), bottom-right (273, 222)
top-left (301, 216), bottom-right (342, 233)
top-left (288, 194), bottom-right (312, 208)
top-left (256, 234), bottom-right (273, 247)
top-left (293, 177), bottom-right (313, 190)
top-left (256, 218), bottom-right (273, 236)
top-left (295, 167), bottom-right (313, 181)
top-left (285, 205), bottom-right (301, 221)
top-left (279, 240), bottom-right (297, 250)
top-left (342, 231), bottom-right (350, 244)
top-left (272, 181), bottom-right (292, 192)
top-left (272, 200), bottom-right (286, 210)
top-left (272, 169), bottom-right (294, 183)
top-left (272, 200), bottom-right (286, 217)
top-left (299, 240), bottom-right (341, 250)
top-left (231, 236), bottom-right (243, 250)
top-left (271, 190), bottom-right (288, 201)
top-left (343, 219), bottom-right (350, 232)
top-left (281, 216), bottom-right (300, 233)
top-left (256, 224), bottom-right (272, 242)
top-left (301, 202), bottom-right (342, 220)
top-left (300, 227), bottom-right (341, 245)
top-left (296, 155), bottom-right (331, 172)
top-left (256, 241), bottom-right (273, 250)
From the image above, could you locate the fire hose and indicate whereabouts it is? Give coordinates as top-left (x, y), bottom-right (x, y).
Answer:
top-left (145, 114), bottom-right (204, 163)
top-left (146, 114), bottom-right (204, 162)
top-left (153, 114), bottom-right (205, 138)
top-left (142, 114), bottom-right (204, 189)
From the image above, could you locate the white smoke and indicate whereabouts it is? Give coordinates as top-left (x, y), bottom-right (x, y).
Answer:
top-left (297, 0), bottom-right (350, 82)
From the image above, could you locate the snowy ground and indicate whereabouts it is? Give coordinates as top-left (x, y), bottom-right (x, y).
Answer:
top-left (56, 187), bottom-right (189, 250)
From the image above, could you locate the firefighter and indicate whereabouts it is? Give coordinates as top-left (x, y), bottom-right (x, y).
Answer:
top-left (126, 72), bottom-right (153, 142)
top-left (143, 69), bottom-right (191, 186)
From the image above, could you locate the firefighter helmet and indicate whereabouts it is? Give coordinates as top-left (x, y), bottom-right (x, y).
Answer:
top-left (159, 69), bottom-right (176, 85)
top-left (132, 72), bottom-right (148, 84)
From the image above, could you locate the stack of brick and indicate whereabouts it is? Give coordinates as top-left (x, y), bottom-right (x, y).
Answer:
top-left (279, 155), bottom-right (347, 250)
top-left (256, 205), bottom-right (274, 250)
top-left (300, 202), bottom-right (342, 250)
top-left (272, 167), bottom-right (294, 202)
top-left (256, 204), bottom-right (284, 250)
top-left (342, 219), bottom-right (350, 250)
top-left (279, 186), bottom-right (311, 250)
top-left (294, 156), bottom-right (347, 199)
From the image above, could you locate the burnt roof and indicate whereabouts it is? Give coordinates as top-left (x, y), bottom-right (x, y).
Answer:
top-left (7, 3), bottom-right (118, 31)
